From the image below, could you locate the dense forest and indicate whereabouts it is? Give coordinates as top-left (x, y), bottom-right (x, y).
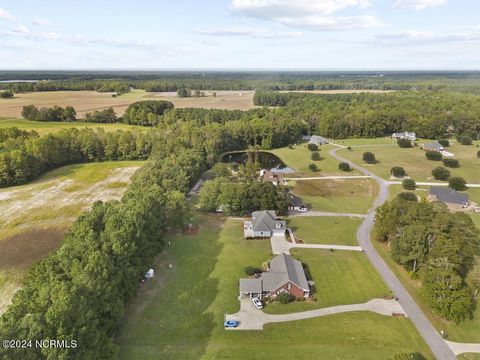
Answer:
top-left (255, 91), bottom-right (480, 139)
top-left (375, 198), bottom-right (479, 323)
top-left (3, 71), bottom-right (480, 94)
top-left (0, 109), bottom-right (305, 359)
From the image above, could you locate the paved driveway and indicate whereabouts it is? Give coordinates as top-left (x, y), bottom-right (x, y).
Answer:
top-left (270, 233), bottom-right (362, 255)
top-left (226, 298), bottom-right (406, 331)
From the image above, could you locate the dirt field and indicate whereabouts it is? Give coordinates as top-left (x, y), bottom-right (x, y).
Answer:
top-left (281, 89), bottom-right (394, 94)
top-left (0, 90), bottom-right (256, 118)
top-left (0, 161), bottom-right (142, 314)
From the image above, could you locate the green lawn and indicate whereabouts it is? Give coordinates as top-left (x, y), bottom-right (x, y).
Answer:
top-left (116, 214), bottom-right (433, 360)
top-left (338, 140), bottom-right (480, 183)
top-left (263, 248), bottom-right (390, 314)
top-left (0, 117), bottom-right (144, 135)
top-left (269, 144), bottom-right (359, 176)
top-left (374, 241), bottom-right (480, 343)
top-left (333, 138), bottom-right (395, 146)
top-left (287, 216), bottom-right (362, 246)
top-left (290, 178), bottom-right (377, 213)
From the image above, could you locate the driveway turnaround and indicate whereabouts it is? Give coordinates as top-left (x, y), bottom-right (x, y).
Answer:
top-left (270, 233), bottom-right (363, 255)
top-left (329, 147), bottom-right (457, 360)
top-left (446, 341), bottom-right (480, 356)
top-left (225, 297), bottom-right (406, 331)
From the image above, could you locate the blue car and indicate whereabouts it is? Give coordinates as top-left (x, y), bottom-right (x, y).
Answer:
top-left (224, 320), bottom-right (240, 328)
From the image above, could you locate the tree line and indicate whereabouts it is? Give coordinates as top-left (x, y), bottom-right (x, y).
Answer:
top-left (375, 197), bottom-right (479, 323)
top-left (0, 127), bottom-right (154, 187)
top-left (0, 109), bottom-right (305, 359)
top-left (254, 91), bottom-right (480, 139)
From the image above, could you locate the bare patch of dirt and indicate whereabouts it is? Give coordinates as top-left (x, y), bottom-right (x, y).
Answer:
top-left (0, 227), bottom-right (66, 271)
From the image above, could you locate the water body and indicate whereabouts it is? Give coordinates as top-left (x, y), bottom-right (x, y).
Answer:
top-left (221, 151), bottom-right (294, 173)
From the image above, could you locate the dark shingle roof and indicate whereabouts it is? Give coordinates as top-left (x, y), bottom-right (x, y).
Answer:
top-left (251, 210), bottom-right (286, 232)
top-left (429, 187), bottom-right (469, 205)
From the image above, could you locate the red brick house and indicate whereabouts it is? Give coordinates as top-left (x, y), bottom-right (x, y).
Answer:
top-left (239, 253), bottom-right (310, 299)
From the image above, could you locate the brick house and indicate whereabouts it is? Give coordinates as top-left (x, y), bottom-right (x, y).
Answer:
top-left (239, 253), bottom-right (310, 299)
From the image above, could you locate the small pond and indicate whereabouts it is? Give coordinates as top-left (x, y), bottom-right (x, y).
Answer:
top-left (221, 151), bottom-right (294, 173)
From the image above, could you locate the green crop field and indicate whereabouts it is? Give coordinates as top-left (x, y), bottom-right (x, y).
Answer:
top-left (287, 216), bottom-right (362, 246)
top-left (116, 215), bottom-right (432, 360)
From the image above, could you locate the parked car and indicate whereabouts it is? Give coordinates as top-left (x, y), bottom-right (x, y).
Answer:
top-left (251, 297), bottom-right (263, 309)
top-left (224, 320), bottom-right (240, 328)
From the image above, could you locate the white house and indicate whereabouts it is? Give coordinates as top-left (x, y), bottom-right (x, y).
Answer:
top-left (392, 132), bottom-right (416, 141)
top-left (244, 210), bottom-right (286, 238)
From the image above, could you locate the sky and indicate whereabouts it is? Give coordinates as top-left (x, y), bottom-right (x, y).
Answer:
top-left (0, 0), bottom-right (479, 70)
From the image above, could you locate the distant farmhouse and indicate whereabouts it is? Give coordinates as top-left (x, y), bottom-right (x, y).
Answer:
top-left (239, 253), bottom-right (310, 299)
top-left (288, 193), bottom-right (308, 212)
top-left (260, 169), bottom-right (287, 186)
top-left (392, 131), bottom-right (416, 141)
top-left (428, 187), bottom-right (469, 211)
top-left (422, 141), bottom-right (444, 152)
top-left (244, 210), bottom-right (286, 238)
top-left (306, 135), bottom-right (329, 146)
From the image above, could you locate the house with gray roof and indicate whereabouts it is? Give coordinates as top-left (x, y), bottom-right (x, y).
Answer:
top-left (243, 210), bottom-right (286, 238)
top-left (422, 141), bottom-right (444, 152)
top-left (288, 193), bottom-right (308, 212)
top-left (239, 253), bottom-right (310, 299)
top-left (308, 135), bottom-right (329, 146)
top-left (392, 131), bottom-right (416, 141)
top-left (428, 187), bottom-right (469, 211)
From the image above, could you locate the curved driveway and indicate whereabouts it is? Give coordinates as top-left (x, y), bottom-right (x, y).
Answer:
top-left (329, 147), bottom-right (456, 360)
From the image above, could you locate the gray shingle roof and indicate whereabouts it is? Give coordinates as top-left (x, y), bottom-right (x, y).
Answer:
top-left (288, 193), bottom-right (304, 207)
top-left (429, 187), bottom-right (469, 205)
top-left (423, 142), bottom-right (443, 151)
top-left (251, 210), bottom-right (286, 232)
top-left (239, 278), bottom-right (262, 293)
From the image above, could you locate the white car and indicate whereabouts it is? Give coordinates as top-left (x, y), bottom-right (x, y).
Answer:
top-left (251, 297), bottom-right (263, 309)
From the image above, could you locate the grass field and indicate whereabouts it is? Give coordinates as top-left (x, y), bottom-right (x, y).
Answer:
top-left (0, 117), bottom-right (144, 135)
top-left (290, 178), bottom-right (377, 214)
top-left (116, 214), bottom-right (432, 360)
top-left (338, 140), bottom-right (480, 183)
top-left (269, 144), bottom-right (359, 175)
top-left (0, 161), bottom-right (143, 314)
top-left (0, 89), bottom-right (256, 118)
top-left (287, 216), bottom-right (362, 246)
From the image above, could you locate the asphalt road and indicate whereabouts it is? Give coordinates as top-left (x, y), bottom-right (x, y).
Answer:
top-left (329, 147), bottom-right (456, 360)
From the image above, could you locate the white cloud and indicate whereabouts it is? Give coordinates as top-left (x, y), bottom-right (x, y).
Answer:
top-left (353, 29), bottom-right (480, 45)
top-left (230, 0), bottom-right (372, 17)
top-left (0, 7), bottom-right (14, 21)
top-left (393, 0), bottom-right (447, 10)
top-left (32, 18), bottom-right (51, 26)
top-left (229, 0), bottom-right (381, 30)
top-left (11, 25), bottom-right (29, 34)
top-left (195, 27), bottom-right (302, 39)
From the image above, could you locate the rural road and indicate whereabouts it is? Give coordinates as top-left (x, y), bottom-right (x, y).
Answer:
top-left (329, 147), bottom-right (457, 360)
top-left (226, 297), bottom-right (406, 330)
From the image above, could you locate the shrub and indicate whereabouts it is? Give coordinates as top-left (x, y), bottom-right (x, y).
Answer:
top-left (425, 151), bottom-right (442, 161)
top-left (0, 90), bottom-right (14, 98)
top-left (311, 151), bottom-right (321, 161)
top-left (396, 192), bottom-right (418, 202)
top-left (449, 177), bottom-right (467, 191)
top-left (362, 151), bottom-right (376, 164)
top-left (338, 162), bottom-right (351, 172)
top-left (442, 158), bottom-right (459, 168)
top-left (308, 163), bottom-right (318, 172)
top-left (347, 146), bottom-right (352, 151)
top-left (458, 135), bottom-right (473, 145)
top-left (245, 266), bottom-right (262, 276)
top-left (390, 166), bottom-right (406, 178)
top-left (392, 353), bottom-right (426, 360)
top-left (397, 138), bottom-right (412, 148)
top-left (431, 167), bottom-right (450, 181)
top-left (307, 143), bottom-right (318, 151)
top-left (402, 178), bottom-right (416, 190)
top-left (438, 139), bottom-right (450, 147)
top-left (277, 292), bottom-right (295, 304)
top-left (288, 144), bottom-right (294, 149)
top-left (478, 150), bottom-right (480, 158)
